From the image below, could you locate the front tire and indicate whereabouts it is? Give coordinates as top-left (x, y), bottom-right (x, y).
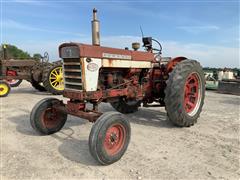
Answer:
top-left (89, 112), bottom-right (131, 165)
top-left (0, 81), bottom-right (11, 97)
top-left (30, 98), bottom-right (67, 135)
top-left (164, 60), bottom-right (205, 127)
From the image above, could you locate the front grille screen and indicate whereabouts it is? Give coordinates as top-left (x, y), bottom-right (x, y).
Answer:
top-left (61, 46), bottom-right (80, 59)
top-left (63, 58), bottom-right (83, 91)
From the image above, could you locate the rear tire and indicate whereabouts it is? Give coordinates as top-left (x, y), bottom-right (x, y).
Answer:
top-left (42, 64), bottom-right (64, 95)
top-left (164, 60), bottom-right (205, 127)
top-left (89, 112), bottom-right (131, 165)
top-left (30, 98), bottom-right (67, 135)
top-left (0, 81), bottom-right (11, 97)
top-left (31, 80), bottom-right (46, 92)
top-left (110, 98), bottom-right (140, 114)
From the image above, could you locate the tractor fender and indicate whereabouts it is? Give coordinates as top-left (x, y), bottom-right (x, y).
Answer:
top-left (166, 56), bottom-right (187, 72)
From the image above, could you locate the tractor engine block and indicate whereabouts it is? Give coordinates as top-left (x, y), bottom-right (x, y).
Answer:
top-left (98, 68), bottom-right (143, 90)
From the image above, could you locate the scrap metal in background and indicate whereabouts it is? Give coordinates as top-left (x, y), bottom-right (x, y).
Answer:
top-left (204, 68), bottom-right (240, 96)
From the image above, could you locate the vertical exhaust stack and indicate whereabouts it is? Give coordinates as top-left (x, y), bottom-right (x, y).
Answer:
top-left (92, 8), bottom-right (100, 46)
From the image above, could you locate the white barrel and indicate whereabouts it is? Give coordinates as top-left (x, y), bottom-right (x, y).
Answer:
top-left (218, 71), bottom-right (224, 80)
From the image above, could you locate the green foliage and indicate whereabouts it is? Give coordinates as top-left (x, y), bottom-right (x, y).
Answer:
top-left (33, 53), bottom-right (42, 60)
top-left (0, 44), bottom-right (31, 59)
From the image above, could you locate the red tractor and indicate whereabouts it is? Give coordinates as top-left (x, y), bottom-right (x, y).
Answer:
top-left (30, 9), bottom-right (205, 165)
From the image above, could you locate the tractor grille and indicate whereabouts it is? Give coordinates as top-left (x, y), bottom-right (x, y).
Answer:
top-left (63, 58), bottom-right (83, 91)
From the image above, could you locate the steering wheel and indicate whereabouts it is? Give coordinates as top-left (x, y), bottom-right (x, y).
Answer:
top-left (42, 52), bottom-right (49, 63)
top-left (152, 38), bottom-right (162, 55)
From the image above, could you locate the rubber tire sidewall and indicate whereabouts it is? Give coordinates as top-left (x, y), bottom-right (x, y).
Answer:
top-left (30, 98), bottom-right (67, 135)
top-left (89, 112), bottom-right (131, 165)
top-left (164, 60), bottom-right (205, 127)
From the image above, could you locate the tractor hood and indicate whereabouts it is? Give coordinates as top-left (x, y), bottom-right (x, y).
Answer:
top-left (59, 43), bottom-right (155, 62)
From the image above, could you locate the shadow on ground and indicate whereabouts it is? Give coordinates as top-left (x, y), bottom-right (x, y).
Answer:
top-left (53, 130), bottom-right (98, 166)
top-left (7, 108), bottom-right (87, 137)
top-left (11, 87), bottom-right (53, 96)
top-left (7, 102), bottom-right (176, 166)
top-left (100, 103), bottom-right (174, 128)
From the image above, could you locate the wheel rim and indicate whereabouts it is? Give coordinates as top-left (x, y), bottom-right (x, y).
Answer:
top-left (0, 83), bottom-right (9, 96)
top-left (184, 72), bottom-right (202, 116)
top-left (49, 67), bottom-right (64, 91)
top-left (41, 108), bottom-right (59, 129)
top-left (104, 124), bottom-right (126, 156)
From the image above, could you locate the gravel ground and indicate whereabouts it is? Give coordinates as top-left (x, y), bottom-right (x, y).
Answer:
top-left (1, 81), bottom-right (240, 180)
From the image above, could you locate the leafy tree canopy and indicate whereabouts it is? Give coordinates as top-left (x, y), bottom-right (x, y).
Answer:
top-left (0, 44), bottom-right (33, 59)
top-left (33, 53), bottom-right (42, 60)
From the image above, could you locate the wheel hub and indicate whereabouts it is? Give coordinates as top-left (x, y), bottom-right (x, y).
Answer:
top-left (41, 108), bottom-right (59, 129)
top-left (184, 72), bottom-right (202, 116)
top-left (104, 124), bottom-right (126, 155)
top-left (110, 133), bottom-right (118, 144)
